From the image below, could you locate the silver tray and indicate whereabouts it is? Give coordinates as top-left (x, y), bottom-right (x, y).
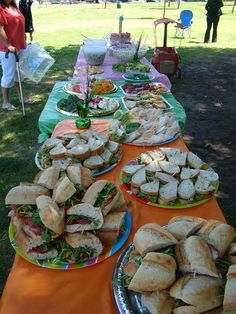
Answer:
top-left (112, 242), bottom-right (148, 314)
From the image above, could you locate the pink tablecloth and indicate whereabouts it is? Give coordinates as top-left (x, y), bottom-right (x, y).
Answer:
top-left (74, 49), bottom-right (172, 90)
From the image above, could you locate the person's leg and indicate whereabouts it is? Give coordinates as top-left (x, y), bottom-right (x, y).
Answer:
top-left (204, 16), bottom-right (213, 43)
top-left (0, 52), bottom-right (16, 110)
top-left (212, 16), bottom-right (220, 42)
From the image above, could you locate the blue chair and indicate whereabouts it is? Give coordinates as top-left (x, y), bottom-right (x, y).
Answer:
top-left (175, 10), bottom-right (193, 38)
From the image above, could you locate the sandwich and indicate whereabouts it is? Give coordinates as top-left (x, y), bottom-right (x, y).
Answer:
top-left (158, 182), bottom-right (178, 205)
top-left (128, 252), bottom-right (176, 292)
top-left (79, 130), bottom-right (96, 141)
top-left (33, 166), bottom-right (60, 190)
top-left (81, 180), bottom-right (125, 216)
top-left (57, 232), bottom-right (103, 263)
top-left (167, 216), bottom-right (206, 240)
top-left (66, 164), bottom-right (94, 188)
top-left (122, 165), bottom-right (145, 184)
top-left (131, 168), bottom-right (147, 188)
top-left (52, 159), bottom-right (71, 171)
top-left (223, 265), bottom-right (236, 312)
top-left (52, 175), bottom-right (76, 204)
top-left (42, 138), bottom-right (64, 150)
top-left (177, 179), bottom-right (195, 204)
top-left (199, 169), bottom-right (219, 184)
top-left (187, 152), bottom-right (204, 169)
top-left (155, 172), bottom-right (179, 184)
top-left (146, 150), bottom-right (165, 162)
top-left (175, 235), bottom-right (218, 277)
top-left (66, 138), bottom-right (86, 149)
top-left (169, 274), bottom-right (224, 313)
top-left (160, 147), bottom-right (181, 159)
top-left (145, 161), bottom-right (161, 175)
top-left (12, 216), bottom-right (58, 260)
top-left (141, 291), bottom-right (174, 314)
top-left (83, 155), bottom-right (104, 170)
top-left (65, 203), bottom-right (103, 232)
top-left (180, 168), bottom-right (199, 180)
top-left (168, 151), bottom-right (187, 167)
top-left (194, 175), bottom-right (216, 200)
top-left (66, 144), bottom-right (90, 160)
top-left (96, 211), bottom-right (126, 245)
top-left (159, 161), bottom-right (180, 176)
top-left (133, 223), bottom-right (178, 255)
top-left (139, 152), bottom-right (153, 164)
top-left (5, 184), bottom-right (50, 205)
top-left (172, 306), bottom-right (198, 314)
top-left (13, 195), bottom-right (65, 241)
top-left (107, 141), bottom-right (120, 154)
top-left (139, 180), bottom-right (160, 203)
top-left (88, 138), bottom-right (105, 156)
top-left (94, 133), bottom-right (109, 146)
top-left (59, 133), bottom-right (79, 141)
top-left (198, 220), bottom-right (235, 257)
top-left (49, 143), bottom-right (67, 160)
top-left (228, 243), bottom-right (236, 264)
top-left (100, 149), bottom-right (112, 166)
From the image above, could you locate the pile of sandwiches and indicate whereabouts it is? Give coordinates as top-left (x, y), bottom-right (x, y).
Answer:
top-left (121, 147), bottom-right (219, 206)
top-left (123, 215), bottom-right (236, 314)
top-left (38, 130), bottom-right (122, 173)
top-left (5, 164), bottom-right (127, 263)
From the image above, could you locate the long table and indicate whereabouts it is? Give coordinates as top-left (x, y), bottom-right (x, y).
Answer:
top-left (0, 120), bottom-right (226, 313)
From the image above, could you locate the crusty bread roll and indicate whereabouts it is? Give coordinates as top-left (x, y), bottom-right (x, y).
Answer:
top-left (33, 166), bottom-right (60, 190)
top-left (228, 243), bottom-right (236, 264)
top-left (141, 290), bottom-right (174, 314)
top-left (175, 236), bottom-right (218, 277)
top-left (128, 252), bottom-right (176, 292)
top-left (167, 216), bottom-right (206, 240)
top-left (133, 223), bottom-right (178, 255)
top-left (170, 274), bottom-right (224, 313)
top-left (36, 195), bottom-right (65, 235)
top-left (5, 185), bottom-right (50, 205)
top-left (223, 265), bottom-right (236, 312)
top-left (52, 175), bottom-right (76, 204)
top-left (173, 306), bottom-right (198, 314)
top-left (199, 220), bottom-right (235, 257)
top-left (66, 164), bottom-right (94, 188)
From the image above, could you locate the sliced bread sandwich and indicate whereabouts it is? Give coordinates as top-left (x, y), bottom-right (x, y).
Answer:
top-left (83, 155), bottom-right (104, 170)
top-left (177, 179), bottom-right (195, 204)
top-left (66, 144), bottom-right (90, 159)
top-left (140, 180), bottom-right (160, 203)
top-left (195, 175), bottom-right (216, 200)
top-left (158, 182), bottom-right (178, 205)
top-left (199, 169), bottom-right (219, 184)
top-left (180, 167), bottom-right (199, 180)
top-left (159, 161), bottom-right (180, 176)
top-left (49, 143), bottom-right (67, 160)
top-left (187, 152), bottom-right (204, 169)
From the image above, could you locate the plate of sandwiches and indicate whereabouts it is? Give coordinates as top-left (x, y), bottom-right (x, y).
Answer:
top-left (122, 93), bottom-right (173, 111)
top-left (112, 215), bottom-right (236, 314)
top-left (56, 96), bottom-right (120, 117)
top-left (120, 82), bottom-right (169, 96)
top-left (108, 109), bottom-right (180, 146)
top-left (36, 131), bottom-right (122, 176)
top-left (120, 147), bottom-right (219, 208)
top-left (5, 167), bottom-right (131, 269)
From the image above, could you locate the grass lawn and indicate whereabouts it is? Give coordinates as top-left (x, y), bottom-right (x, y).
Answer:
top-left (0, 1), bottom-right (235, 293)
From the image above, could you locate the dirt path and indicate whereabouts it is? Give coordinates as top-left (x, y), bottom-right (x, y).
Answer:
top-left (171, 55), bottom-right (236, 227)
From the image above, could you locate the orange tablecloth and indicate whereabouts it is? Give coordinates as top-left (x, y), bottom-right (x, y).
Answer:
top-left (0, 121), bottom-right (225, 314)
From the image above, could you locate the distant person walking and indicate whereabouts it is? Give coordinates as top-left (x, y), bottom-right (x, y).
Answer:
top-left (204, 0), bottom-right (223, 43)
top-left (19, 0), bottom-right (34, 42)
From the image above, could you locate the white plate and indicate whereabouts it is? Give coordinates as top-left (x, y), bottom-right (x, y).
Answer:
top-left (121, 96), bottom-right (173, 111)
top-left (119, 82), bottom-right (169, 96)
top-left (122, 74), bottom-right (155, 83)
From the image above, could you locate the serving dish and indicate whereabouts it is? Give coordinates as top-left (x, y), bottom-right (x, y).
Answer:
top-left (9, 209), bottom-right (131, 270)
top-left (56, 96), bottom-right (120, 117)
top-left (122, 95), bottom-right (173, 111)
top-left (120, 148), bottom-right (219, 209)
top-left (119, 82), bottom-right (169, 96)
top-left (112, 61), bottom-right (151, 73)
top-left (122, 73), bottom-right (155, 83)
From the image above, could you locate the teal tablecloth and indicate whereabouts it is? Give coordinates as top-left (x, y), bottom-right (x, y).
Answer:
top-left (38, 81), bottom-right (186, 143)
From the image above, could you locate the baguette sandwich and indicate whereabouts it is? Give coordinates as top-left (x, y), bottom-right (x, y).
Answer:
top-left (170, 274), bottom-right (224, 313)
top-left (52, 175), bottom-right (76, 204)
top-left (33, 166), bottom-right (60, 190)
top-left (141, 291), bottom-right (174, 314)
top-left (57, 232), bottom-right (103, 263)
top-left (82, 180), bottom-right (125, 216)
top-left (133, 223), bottom-right (178, 255)
top-left (223, 264), bottom-right (236, 312)
top-left (66, 164), bottom-right (94, 188)
top-left (228, 243), bottom-right (236, 264)
top-left (175, 236), bottom-right (218, 277)
top-left (65, 203), bottom-right (103, 232)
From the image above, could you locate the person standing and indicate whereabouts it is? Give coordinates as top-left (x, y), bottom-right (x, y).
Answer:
top-left (204, 0), bottom-right (223, 43)
top-left (0, 0), bottom-right (26, 110)
top-left (19, 0), bottom-right (34, 42)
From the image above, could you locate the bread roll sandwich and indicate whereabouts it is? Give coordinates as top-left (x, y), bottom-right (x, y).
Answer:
top-left (12, 216), bottom-right (58, 260)
top-left (228, 243), bottom-right (236, 264)
top-left (170, 274), bottom-right (224, 313)
top-left (199, 220), bottom-right (235, 257)
top-left (133, 223), bottom-right (178, 255)
top-left (33, 166), bottom-right (60, 190)
top-left (65, 203), bottom-right (103, 232)
top-left (141, 291), bottom-right (174, 314)
top-left (175, 236), bottom-right (218, 277)
top-left (128, 252), bottom-right (176, 292)
top-left (223, 264), bottom-right (236, 312)
top-left (52, 175), bottom-right (76, 204)
top-left (173, 306), bottom-right (198, 314)
top-left (96, 212), bottom-right (126, 245)
top-left (167, 216), bottom-right (206, 240)
top-left (82, 180), bottom-right (125, 216)
top-left (57, 232), bottom-right (103, 263)
top-left (5, 185), bottom-right (50, 205)
top-left (66, 164), bottom-right (94, 188)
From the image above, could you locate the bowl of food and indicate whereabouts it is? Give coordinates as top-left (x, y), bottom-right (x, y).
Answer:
top-left (83, 38), bottom-right (107, 47)
top-left (82, 45), bottom-right (107, 66)
top-left (122, 72), bottom-right (155, 83)
top-left (109, 46), bottom-right (135, 62)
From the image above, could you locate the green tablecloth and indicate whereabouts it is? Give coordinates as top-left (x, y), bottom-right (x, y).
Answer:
top-left (38, 81), bottom-right (186, 143)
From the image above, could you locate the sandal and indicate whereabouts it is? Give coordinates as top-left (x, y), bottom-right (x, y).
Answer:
top-left (2, 103), bottom-right (16, 111)
top-left (20, 98), bottom-right (34, 105)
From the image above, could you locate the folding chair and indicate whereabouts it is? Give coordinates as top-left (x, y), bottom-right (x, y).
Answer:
top-left (175, 10), bottom-right (193, 38)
